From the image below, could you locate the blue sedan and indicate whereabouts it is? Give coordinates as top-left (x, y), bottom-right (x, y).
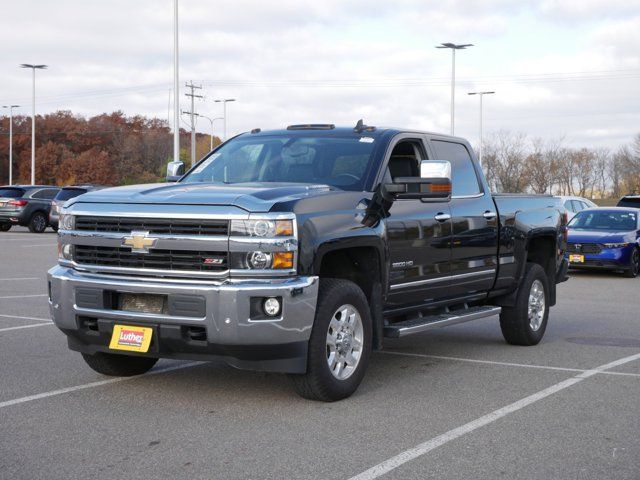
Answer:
top-left (566, 207), bottom-right (640, 278)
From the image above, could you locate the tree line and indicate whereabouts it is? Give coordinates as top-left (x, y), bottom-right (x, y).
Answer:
top-left (482, 130), bottom-right (640, 198)
top-left (0, 111), bottom-right (219, 186)
top-left (1, 110), bottom-right (639, 198)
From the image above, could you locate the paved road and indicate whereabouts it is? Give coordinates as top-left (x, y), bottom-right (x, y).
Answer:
top-left (1, 226), bottom-right (639, 480)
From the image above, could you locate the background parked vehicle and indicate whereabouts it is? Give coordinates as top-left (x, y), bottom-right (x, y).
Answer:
top-left (566, 207), bottom-right (640, 278)
top-left (617, 195), bottom-right (640, 209)
top-left (50, 185), bottom-right (107, 230)
top-left (557, 195), bottom-right (597, 220)
top-left (0, 185), bottom-right (60, 233)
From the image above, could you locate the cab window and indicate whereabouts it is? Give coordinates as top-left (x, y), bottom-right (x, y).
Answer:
top-left (431, 140), bottom-right (481, 197)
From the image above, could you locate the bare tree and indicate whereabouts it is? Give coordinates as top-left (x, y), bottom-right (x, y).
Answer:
top-left (482, 131), bottom-right (529, 193)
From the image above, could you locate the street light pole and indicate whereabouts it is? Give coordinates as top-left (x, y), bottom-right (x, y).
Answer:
top-left (2, 105), bottom-right (20, 185)
top-left (436, 43), bottom-right (473, 135)
top-left (467, 91), bottom-right (495, 166)
top-left (173, 0), bottom-right (180, 164)
top-left (200, 115), bottom-right (224, 151)
top-left (20, 64), bottom-right (47, 185)
top-left (214, 99), bottom-right (236, 141)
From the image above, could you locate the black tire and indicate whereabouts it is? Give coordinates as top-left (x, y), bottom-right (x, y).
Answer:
top-left (500, 262), bottom-right (549, 346)
top-left (51, 226), bottom-right (58, 233)
top-left (290, 278), bottom-right (372, 402)
top-left (623, 249), bottom-right (639, 278)
top-left (81, 352), bottom-right (158, 376)
top-left (0, 224), bottom-right (10, 232)
top-left (28, 212), bottom-right (47, 233)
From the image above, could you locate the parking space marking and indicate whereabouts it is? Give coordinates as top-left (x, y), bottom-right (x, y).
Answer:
top-left (20, 244), bottom-right (58, 248)
top-left (379, 350), bottom-right (640, 378)
top-left (0, 323), bottom-right (53, 333)
top-left (0, 361), bottom-right (204, 410)
top-left (0, 294), bottom-right (48, 299)
top-left (0, 238), bottom-right (57, 242)
top-left (349, 352), bottom-right (640, 480)
top-left (0, 277), bottom-right (40, 281)
top-left (0, 313), bottom-right (51, 322)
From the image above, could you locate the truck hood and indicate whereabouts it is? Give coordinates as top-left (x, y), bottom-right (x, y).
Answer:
top-left (68, 182), bottom-right (333, 212)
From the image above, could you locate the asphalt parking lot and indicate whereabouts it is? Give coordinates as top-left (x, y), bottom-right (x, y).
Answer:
top-left (1, 226), bottom-right (639, 480)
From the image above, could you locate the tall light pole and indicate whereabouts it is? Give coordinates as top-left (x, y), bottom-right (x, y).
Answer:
top-left (20, 64), bottom-right (47, 185)
top-left (200, 115), bottom-right (224, 151)
top-left (467, 91), bottom-right (494, 166)
top-left (436, 43), bottom-right (472, 135)
top-left (2, 105), bottom-right (19, 185)
top-left (173, 0), bottom-right (180, 164)
top-left (214, 98), bottom-right (236, 141)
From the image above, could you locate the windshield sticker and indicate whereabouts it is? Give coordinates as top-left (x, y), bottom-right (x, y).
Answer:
top-left (359, 137), bottom-right (375, 143)
top-left (192, 153), bottom-right (220, 174)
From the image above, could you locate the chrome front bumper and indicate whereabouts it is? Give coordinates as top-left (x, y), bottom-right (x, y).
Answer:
top-left (47, 266), bottom-right (319, 373)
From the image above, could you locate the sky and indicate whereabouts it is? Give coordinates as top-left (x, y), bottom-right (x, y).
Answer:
top-left (1, 0), bottom-right (639, 149)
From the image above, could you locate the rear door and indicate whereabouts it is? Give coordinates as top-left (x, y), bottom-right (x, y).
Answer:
top-left (430, 139), bottom-right (498, 296)
top-left (384, 136), bottom-right (453, 307)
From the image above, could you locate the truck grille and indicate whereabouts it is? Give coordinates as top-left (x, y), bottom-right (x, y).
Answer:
top-left (75, 216), bottom-right (229, 236)
top-left (74, 245), bottom-right (227, 272)
top-left (567, 243), bottom-right (602, 254)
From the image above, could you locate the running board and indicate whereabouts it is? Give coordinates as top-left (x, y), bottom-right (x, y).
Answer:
top-left (383, 305), bottom-right (502, 338)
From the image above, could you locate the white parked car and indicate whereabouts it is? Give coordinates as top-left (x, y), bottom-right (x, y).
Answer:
top-left (556, 196), bottom-right (598, 220)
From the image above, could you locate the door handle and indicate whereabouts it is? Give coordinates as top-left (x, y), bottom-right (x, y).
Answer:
top-left (434, 212), bottom-right (451, 222)
top-left (483, 211), bottom-right (497, 220)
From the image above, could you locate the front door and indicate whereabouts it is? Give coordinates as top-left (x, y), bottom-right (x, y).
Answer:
top-left (384, 138), bottom-right (453, 307)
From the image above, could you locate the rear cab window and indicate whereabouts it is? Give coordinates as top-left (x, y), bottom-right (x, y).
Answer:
top-left (430, 140), bottom-right (481, 197)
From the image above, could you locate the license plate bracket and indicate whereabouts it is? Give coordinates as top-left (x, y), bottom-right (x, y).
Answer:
top-left (109, 324), bottom-right (153, 352)
top-left (119, 293), bottom-right (167, 314)
top-left (569, 254), bottom-right (585, 263)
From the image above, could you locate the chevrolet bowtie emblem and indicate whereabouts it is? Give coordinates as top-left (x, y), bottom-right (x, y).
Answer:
top-left (122, 231), bottom-right (158, 253)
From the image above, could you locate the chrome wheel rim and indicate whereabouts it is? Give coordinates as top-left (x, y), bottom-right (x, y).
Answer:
top-left (528, 279), bottom-right (545, 331)
top-left (326, 304), bottom-right (363, 380)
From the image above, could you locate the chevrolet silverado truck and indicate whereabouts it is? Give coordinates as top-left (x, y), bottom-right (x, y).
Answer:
top-left (48, 122), bottom-right (568, 401)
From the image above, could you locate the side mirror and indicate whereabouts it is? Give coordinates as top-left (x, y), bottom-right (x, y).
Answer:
top-left (166, 160), bottom-right (185, 182)
top-left (382, 160), bottom-right (452, 201)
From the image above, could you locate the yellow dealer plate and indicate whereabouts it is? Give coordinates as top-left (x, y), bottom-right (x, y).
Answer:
top-left (569, 254), bottom-right (585, 263)
top-left (109, 324), bottom-right (153, 353)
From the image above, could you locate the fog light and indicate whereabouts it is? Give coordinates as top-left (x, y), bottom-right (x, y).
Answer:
top-left (263, 297), bottom-right (281, 317)
top-left (248, 251), bottom-right (272, 269)
top-left (58, 243), bottom-right (73, 260)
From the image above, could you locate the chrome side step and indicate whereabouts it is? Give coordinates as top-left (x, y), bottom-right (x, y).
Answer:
top-left (383, 305), bottom-right (502, 338)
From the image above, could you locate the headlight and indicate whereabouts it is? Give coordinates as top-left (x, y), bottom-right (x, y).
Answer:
top-left (244, 251), bottom-right (294, 270)
top-left (603, 243), bottom-right (630, 248)
top-left (58, 213), bottom-right (75, 230)
top-left (230, 219), bottom-right (293, 237)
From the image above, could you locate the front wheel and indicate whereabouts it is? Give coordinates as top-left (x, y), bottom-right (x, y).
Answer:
top-left (623, 249), bottom-right (639, 278)
top-left (81, 352), bottom-right (158, 376)
top-left (290, 278), bottom-right (372, 401)
top-left (500, 262), bottom-right (549, 346)
top-left (0, 224), bottom-right (10, 232)
top-left (28, 212), bottom-right (47, 233)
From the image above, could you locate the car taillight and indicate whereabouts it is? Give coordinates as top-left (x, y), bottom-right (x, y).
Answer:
top-left (9, 199), bottom-right (28, 207)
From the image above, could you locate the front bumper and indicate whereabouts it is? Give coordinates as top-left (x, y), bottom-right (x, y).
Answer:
top-left (566, 246), bottom-right (634, 271)
top-left (48, 266), bottom-right (319, 373)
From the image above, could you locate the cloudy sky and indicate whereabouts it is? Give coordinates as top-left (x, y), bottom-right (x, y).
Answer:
top-left (1, 0), bottom-right (639, 149)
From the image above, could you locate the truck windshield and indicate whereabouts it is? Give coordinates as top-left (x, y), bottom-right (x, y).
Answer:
top-left (181, 135), bottom-right (376, 191)
top-left (569, 210), bottom-right (637, 231)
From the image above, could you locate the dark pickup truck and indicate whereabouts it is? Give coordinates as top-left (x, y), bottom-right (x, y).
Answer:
top-left (48, 122), bottom-right (568, 401)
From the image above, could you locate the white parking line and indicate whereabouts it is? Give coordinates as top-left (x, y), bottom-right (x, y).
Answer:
top-left (0, 294), bottom-right (48, 299)
top-left (20, 244), bottom-right (58, 248)
top-left (379, 350), bottom-right (640, 378)
top-left (0, 361), bottom-right (204, 409)
top-left (349, 352), bottom-right (640, 480)
top-left (0, 277), bottom-right (40, 281)
top-left (0, 238), bottom-right (56, 242)
top-left (0, 313), bottom-right (51, 322)
top-left (0, 323), bottom-right (53, 333)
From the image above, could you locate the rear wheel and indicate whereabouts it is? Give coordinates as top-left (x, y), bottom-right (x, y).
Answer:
top-left (81, 352), bottom-right (158, 376)
top-left (28, 212), bottom-right (47, 233)
top-left (623, 249), bottom-right (639, 278)
top-left (290, 278), bottom-right (372, 401)
top-left (0, 224), bottom-right (10, 232)
top-left (500, 262), bottom-right (549, 346)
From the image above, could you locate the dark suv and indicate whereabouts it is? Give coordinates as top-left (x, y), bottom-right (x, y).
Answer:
top-left (0, 185), bottom-right (60, 233)
top-left (617, 195), bottom-right (640, 209)
top-left (50, 185), bottom-right (106, 230)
